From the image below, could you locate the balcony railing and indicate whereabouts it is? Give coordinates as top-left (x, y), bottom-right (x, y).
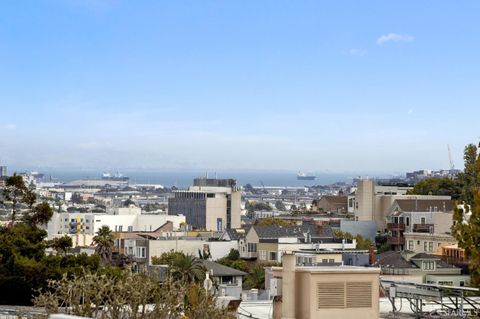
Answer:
top-left (387, 223), bottom-right (406, 231)
top-left (413, 224), bottom-right (434, 233)
top-left (387, 236), bottom-right (405, 246)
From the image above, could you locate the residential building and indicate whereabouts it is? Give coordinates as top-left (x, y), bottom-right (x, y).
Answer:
top-left (312, 195), bottom-right (348, 214)
top-left (353, 179), bottom-right (451, 231)
top-left (47, 210), bottom-right (185, 238)
top-left (240, 224), bottom-right (356, 262)
top-left (387, 199), bottom-right (454, 250)
top-left (374, 251), bottom-right (469, 286)
top-left (403, 232), bottom-right (456, 254)
top-left (168, 178), bottom-right (241, 231)
top-left (201, 260), bottom-right (247, 299)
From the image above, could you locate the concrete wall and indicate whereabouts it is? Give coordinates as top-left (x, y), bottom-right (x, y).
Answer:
top-left (205, 196), bottom-right (227, 231)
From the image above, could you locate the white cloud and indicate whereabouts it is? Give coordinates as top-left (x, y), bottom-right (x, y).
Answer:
top-left (348, 48), bottom-right (368, 56)
top-left (377, 33), bottom-right (414, 45)
top-left (1, 123), bottom-right (16, 130)
top-left (407, 108), bottom-right (414, 115)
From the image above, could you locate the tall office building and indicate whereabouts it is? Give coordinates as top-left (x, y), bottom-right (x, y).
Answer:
top-left (0, 166), bottom-right (7, 178)
top-left (168, 178), bottom-right (241, 231)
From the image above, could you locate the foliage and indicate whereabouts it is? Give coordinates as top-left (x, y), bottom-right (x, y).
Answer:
top-left (227, 248), bottom-right (240, 260)
top-left (198, 248), bottom-right (211, 260)
top-left (152, 251), bottom-right (206, 283)
top-left (34, 270), bottom-right (234, 319)
top-left (244, 265), bottom-right (265, 290)
top-left (0, 221), bottom-right (100, 305)
top-left (257, 217), bottom-right (295, 226)
top-left (333, 230), bottom-right (373, 249)
top-left (452, 143), bottom-right (480, 287)
top-left (47, 235), bottom-right (73, 256)
top-left (2, 174), bottom-right (36, 224)
top-left (408, 177), bottom-right (463, 200)
top-left (377, 243), bottom-right (391, 254)
top-left (93, 225), bottom-right (115, 266)
top-left (23, 202), bottom-right (54, 228)
top-left (245, 200), bottom-right (272, 213)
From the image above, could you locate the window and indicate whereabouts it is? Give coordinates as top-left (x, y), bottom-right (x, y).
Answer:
top-left (460, 281), bottom-right (465, 287)
top-left (408, 240), bottom-right (414, 250)
top-left (136, 247), bottom-right (146, 258)
top-left (406, 217), bottom-right (410, 226)
top-left (220, 276), bottom-right (235, 284)
top-left (118, 226), bottom-right (123, 232)
top-left (421, 217), bottom-right (426, 225)
top-left (429, 242), bottom-right (433, 252)
top-left (259, 250), bottom-right (267, 260)
top-left (424, 242), bottom-right (428, 252)
top-left (417, 240), bottom-right (420, 245)
top-left (128, 226), bottom-right (133, 232)
top-left (322, 259), bottom-right (328, 263)
top-left (269, 251), bottom-right (277, 261)
top-left (438, 281), bottom-right (453, 286)
top-left (423, 261), bottom-right (435, 270)
top-left (247, 243), bottom-right (257, 253)
top-left (329, 259), bottom-right (335, 263)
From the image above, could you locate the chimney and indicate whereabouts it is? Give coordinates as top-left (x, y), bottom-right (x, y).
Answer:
top-left (282, 252), bottom-right (296, 319)
top-left (369, 246), bottom-right (377, 265)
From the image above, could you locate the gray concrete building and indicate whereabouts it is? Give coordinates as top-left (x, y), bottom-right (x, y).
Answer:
top-left (168, 178), bottom-right (241, 231)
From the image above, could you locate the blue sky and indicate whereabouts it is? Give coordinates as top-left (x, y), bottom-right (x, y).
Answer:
top-left (0, 0), bottom-right (479, 173)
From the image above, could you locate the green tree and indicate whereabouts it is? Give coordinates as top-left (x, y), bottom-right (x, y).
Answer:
top-left (452, 143), bottom-right (480, 286)
top-left (244, 265), bottom-right (265, 289)
top-left (227, 248), bottom-right (240, 261)
top-left (152, 251), bottom-right (205, 283)
top-left (48, 235), bottom-right (73, 256)
top-left (24, 202), bottom-right (54, 228)
top-left (169, 254), bottom-right (206, 283)
top-left (2, 174), bottom-right (36, 225)
top-left (93, 226), bottom-right (115, 266)
top-left (408, 177), bottom-right (463, 200)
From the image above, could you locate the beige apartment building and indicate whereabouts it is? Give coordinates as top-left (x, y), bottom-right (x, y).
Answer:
top-left (353, 179), bottom-right (451, 231)
top-left (404, 232), bottom-right (456, 254)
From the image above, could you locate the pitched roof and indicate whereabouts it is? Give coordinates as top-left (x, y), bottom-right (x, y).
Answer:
top-left (393, 199), bottom-right (453, 212)
top-left (374, 251), bottom-right (456, 269)
top-left (252, 224), bottom-right (333, 239)
top-left (223, 229), bottom-right (243, 240)
top-left (374, 251), bottom-right (418, 269)
top-left (201, 260), bottom-right (247, 277)
top-left (410, 253), bottom-right (440, 260)
top-left (320, 195), bottom-right (348, 204)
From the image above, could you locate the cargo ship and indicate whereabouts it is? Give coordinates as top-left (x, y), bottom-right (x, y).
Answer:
top-left (297, 172), bottom-right (316, 180)
top-left (102, 172), bottom-right (130, 181)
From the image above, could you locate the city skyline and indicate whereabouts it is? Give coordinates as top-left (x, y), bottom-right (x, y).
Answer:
top-left (1, 1), bottom-right (480, 172)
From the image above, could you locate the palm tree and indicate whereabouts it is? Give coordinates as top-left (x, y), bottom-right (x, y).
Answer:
top-left (171, 254), bottom-right (206, 283)
top-left (245, 265), bottom-right (265, 289)
top-left (93, 226), bottom-right (114, 266)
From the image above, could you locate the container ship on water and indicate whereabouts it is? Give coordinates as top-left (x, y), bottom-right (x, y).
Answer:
top-left (102, 172), bottom-right (130, 181)
top-left (297, 172), bottom-right (316, 180)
